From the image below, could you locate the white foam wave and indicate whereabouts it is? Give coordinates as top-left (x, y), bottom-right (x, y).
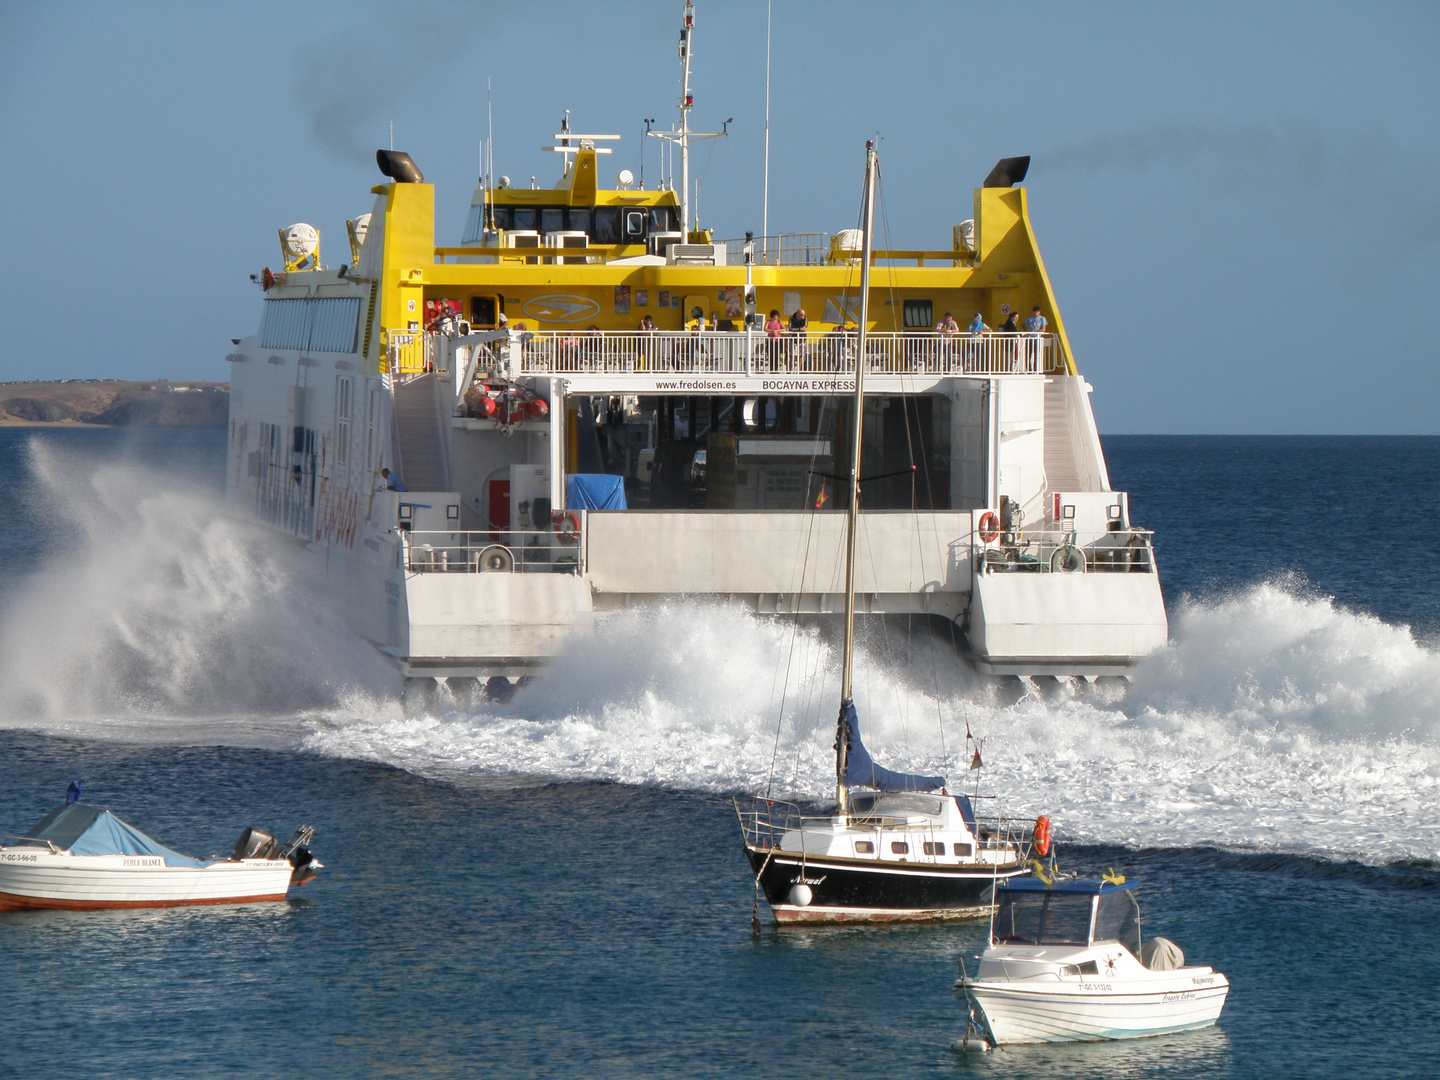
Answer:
top-left (4, 440), bottom-right (1436, 864)
top-left (304, 587), bottom-right (1440, 865)
top-left (0, 439), bottom-right (397, 724)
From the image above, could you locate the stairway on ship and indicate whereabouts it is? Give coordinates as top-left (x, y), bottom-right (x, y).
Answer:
top-left (393, 373), bottom-right (448, 491)
top-left (1042, 377), bottom-right (1081, 501)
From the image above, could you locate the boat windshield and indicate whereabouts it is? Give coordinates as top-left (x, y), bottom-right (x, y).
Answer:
top-left (994, 891), bottom-right (1094, 946)
top-left (1092, 890), bottom-right (1141, 951)
top-left (848, 793), bottom-right (944, 819)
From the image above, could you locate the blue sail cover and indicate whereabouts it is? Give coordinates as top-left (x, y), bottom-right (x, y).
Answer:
top-left (841, 701), bottom-right (946, 792)
top-left (24, 803), bottom-right (211, 868)
top-left (566, 474), bottom-right (627, 510)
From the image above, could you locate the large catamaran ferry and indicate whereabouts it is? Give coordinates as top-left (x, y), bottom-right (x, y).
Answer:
top-left (223, 3), bottom-right (1166, 693)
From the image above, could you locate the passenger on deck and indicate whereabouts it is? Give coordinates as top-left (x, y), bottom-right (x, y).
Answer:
top-left (380, 468), bottom-right (408, 492)
top-left (638, 314), bottom-right (656, 332)
top-left (765, 309), bottom-right (784, 371)
top-left (999, 311), bottom-right (1019, 333)
top-left (1024, 305), bottom-right (1047, 333)
top-left (788, 308), bottom-right (808, 370)
top-left (936, 312), bottom-right (959, 337)
top-left (968, 312), bottom-right (990, 335)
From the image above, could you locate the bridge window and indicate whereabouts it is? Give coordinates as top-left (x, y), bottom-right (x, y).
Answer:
top-left (593, 207), bottom-right (621, 244)
top-left (489, 206), bottom-right (511, 231)
top-left (568, 208), bottom-right (592, 233)
top-left (510, 206), bottom-right (538, 231)
top-left (541, 207), bottom-right (566, 234)
top-left (648, 207), bottom-right (675, 232)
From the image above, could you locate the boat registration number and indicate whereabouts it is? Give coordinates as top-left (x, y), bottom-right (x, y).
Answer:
top-left (2, 852), bottom-right (39, 862)
top-left (1079, 983), bottom-right (1112, 991)
top-left (123, 857), bottom-right (164, 867)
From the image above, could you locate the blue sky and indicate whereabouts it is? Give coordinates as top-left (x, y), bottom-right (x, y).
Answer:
top-left (1, 1), bottom-right (1436, 433)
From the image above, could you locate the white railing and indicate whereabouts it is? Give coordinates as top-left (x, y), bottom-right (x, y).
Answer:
top-left (511, 330), bottom-right (1058, 377)
top-left (721, 233), bottom-right (831, 266)
top-left (401, 529), bottom-right (583, 574)
top-left (975, 528), bottom-right (1156, 575)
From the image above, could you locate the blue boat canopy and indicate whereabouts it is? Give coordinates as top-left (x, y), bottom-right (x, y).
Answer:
top-left (566, 474), bottom-right (627, 510)
top-left (841, 701), bottom-right (946, 792)
top-left (24, 803), bottom-right (212, 868)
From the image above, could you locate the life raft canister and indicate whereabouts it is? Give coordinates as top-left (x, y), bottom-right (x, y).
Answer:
top-left (1032, 814), bottom-right (1052, 858)
top-left (978, 511), bottom-right (1001, 543)
top-left (552, 510), bottom-right (581, 544)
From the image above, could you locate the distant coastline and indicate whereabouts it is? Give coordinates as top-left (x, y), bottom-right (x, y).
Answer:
top-left (0, 379), bottom-right (228, 428)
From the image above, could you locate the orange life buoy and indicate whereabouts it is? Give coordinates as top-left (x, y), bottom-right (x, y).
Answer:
top-left (1032, 814), bottom-right (1052, 858)
top-left (978, 511), bottom-right (1001, 543)
top-left (261, 267), bottom-right (275, 291)
top-left (552, 510), bottom-right (581, 545)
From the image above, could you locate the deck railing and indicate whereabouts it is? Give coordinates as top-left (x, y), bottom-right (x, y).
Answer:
top-left (510, 330), bottom-right (1058, 377)
top-left (976, 528), bottom-right (1157, 575)
top-left (401, 529), bottom-right (583, 574)
top-left (733, 795), bottom-right (1035, 858)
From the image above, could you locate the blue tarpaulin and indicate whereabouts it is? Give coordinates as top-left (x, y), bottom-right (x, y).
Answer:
top-left (24, 803), bottom-right (212, 867)
top-left (566, 474), bottom-right (627, 510)
top-left (841, 701), bottom-right (947, 792)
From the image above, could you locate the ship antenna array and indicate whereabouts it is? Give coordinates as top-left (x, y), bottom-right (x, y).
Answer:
top-left (647, 0), bottom-right (729, 237)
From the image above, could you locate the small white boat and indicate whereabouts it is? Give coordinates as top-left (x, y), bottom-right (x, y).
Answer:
top-left (0, 799), bottom-right (321, 911)
top-left (955, 875), bottom-right (1228, 1046)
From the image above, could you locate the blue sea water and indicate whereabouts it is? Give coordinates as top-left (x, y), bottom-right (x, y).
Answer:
top-left (1, 427), bottom-right (1437, 1079)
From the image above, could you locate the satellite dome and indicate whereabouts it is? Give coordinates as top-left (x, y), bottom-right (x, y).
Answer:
top-left (351, 213), bottom-right (371, 246)
top-left (617, 169), bottom-right (634, 187)
top-left (282, 223), bottom-right (319, 259)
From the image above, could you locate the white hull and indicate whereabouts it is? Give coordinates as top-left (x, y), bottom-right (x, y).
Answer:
top-left (0, 850), bottom-right (295, 910)
top-left (965, 976), bottom-right (1229, 1044)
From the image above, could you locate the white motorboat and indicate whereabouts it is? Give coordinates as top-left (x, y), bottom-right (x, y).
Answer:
top-left (954, 875), bottom-right (1229, 1046)
top-left (0, 799), bottom-right (321, 911)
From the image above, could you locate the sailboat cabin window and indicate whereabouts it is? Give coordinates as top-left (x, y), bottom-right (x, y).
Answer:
top-left (890, 841), bottom-right (909, 855)
top-left (953, 843), bottom-right (973, 858)
top-left (923, 841), bottom-right (945, 856)
top-left (902, 300), bottom-right (933, 328)
top-left (854, 841), bottom-right (874, 854)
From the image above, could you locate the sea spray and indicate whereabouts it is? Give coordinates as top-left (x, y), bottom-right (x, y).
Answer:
top-left (0, 437), bottom-right (396, 724)
top-left (304, 586), bottom-right (1440, 864)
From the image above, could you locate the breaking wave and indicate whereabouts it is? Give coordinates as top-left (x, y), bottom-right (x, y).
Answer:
top-left (0, 438), bottom-right (396, 730)
top-left (2, 437), bottom-right (1436, 864)
top-left (304, 583), bottom-right (1440, 865)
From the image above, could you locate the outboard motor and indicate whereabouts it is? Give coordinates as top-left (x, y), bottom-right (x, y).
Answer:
top-left (231, 827), bottom-right (282, 861)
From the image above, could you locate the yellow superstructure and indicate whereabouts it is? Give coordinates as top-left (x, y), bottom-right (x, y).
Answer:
top-left (266, 145), bottom-right (1079, 379)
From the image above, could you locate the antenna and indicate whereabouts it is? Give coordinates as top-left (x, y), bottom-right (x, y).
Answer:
top-left (763, 0), bottom-right (771, 256)
top-left (487, 78), bottom-right (495, 229)
top-left (646, 1), bottom-right (728, 237)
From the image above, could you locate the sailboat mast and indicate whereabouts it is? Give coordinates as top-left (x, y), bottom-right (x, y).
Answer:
top-left (835, 141), bottom-right (879, 813)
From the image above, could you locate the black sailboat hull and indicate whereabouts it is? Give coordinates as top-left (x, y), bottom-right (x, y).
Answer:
top-left (744, 843), bottom-right (1029, 923)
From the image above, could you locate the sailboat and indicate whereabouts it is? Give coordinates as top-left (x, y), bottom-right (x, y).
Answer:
top-left (735, 143), bottom-right (1033, 923)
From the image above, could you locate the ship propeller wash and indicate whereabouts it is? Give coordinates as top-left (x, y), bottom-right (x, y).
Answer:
top-left (224, 1), bottom-right (1167, 696)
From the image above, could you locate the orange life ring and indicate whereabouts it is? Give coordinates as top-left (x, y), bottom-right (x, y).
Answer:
top-left (1032, 814), bottom-right (1052, 858)
top-left (978, 511), bottom-right (1001, 543)
top-left (552, 510), bottom-right (581, 545)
